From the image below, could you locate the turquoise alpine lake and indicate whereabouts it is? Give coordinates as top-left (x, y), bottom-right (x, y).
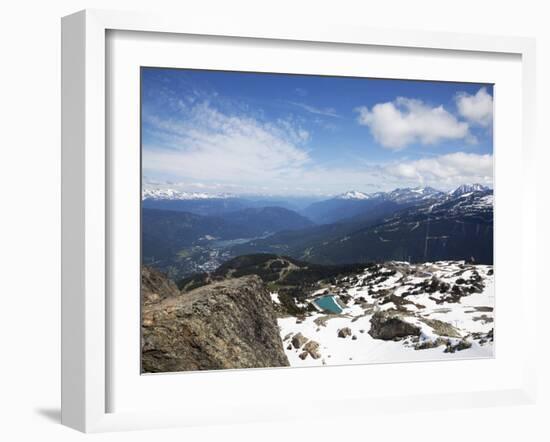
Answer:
top-left (314, 295), bottom-right (343, 314)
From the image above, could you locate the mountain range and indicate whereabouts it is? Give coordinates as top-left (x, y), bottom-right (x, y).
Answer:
top-left (142, 184), bottom-right (493, 278)
top-left (142, 190), bottom-right (322, 216)
top-left (303, 186), bottom-right (454, 224)
top-left (230, 185), bottom-right (492, 264)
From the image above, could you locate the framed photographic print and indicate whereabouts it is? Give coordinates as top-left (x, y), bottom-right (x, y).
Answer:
top-left (61, 9), bottom-right (537, 432)
top-left (140, 68), bottom-right (495, 373)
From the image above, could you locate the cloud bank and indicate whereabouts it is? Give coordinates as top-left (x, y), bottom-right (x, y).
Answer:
top-left (455, 87), bottom-right (494, 127)
top-left (143, 101), bottom-right (311, 188)
top-left (356, 97), bottom-right (471, 149)
top-left (385, 152), bottom-right (493, 188)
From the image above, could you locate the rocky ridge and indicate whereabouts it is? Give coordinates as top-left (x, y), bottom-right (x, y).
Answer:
top-left (141, 268), bottom-right (289, 372)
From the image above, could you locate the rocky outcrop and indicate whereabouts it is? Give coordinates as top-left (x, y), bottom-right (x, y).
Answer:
top-left (142, 272), bottom-right (289, 372)
top-left (369, 311), bottom-right (421, 340)
top-left (141, 266), bottom-right (181, 306)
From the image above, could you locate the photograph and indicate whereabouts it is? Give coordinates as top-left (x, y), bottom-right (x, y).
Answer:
top-left (140, 67), bottom-right (494, 373)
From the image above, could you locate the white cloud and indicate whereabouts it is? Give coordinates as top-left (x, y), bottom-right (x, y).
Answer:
top-left (455, 87), bottom-right (493, 127)
top-left (385, 152), bottom-right (493, 188)
top-left (356, 97), bottom-right (471, 149)
top-left (289, 101), bottom-right (340, 118)
top-left (143, 99), bottom-right (493, 196)
top-left (143, 102), bottom-right (311, 187)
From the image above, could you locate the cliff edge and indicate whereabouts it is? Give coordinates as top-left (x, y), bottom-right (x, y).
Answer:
top-left (142, 268), bottom-right (289, 372)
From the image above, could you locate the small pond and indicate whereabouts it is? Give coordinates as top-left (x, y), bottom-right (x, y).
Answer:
top-left (314, 295), bottom-right (343, 314)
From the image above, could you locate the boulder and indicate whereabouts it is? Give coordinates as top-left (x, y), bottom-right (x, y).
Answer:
top-left (291, 332), bottom-right (308, 349)
top-left (337, 327), bottom-right (352, 338)
top-left (303, 340), bottom-right (321, 359)
top-left (368, 311), bottom-right (421, 340)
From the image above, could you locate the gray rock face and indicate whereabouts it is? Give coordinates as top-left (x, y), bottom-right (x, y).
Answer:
top-left (369, 311), bottom-right (421, 340)
top-left (141, 266), bottom-right (181, 306)
top-left (142, 273), bottom-right (290, 373)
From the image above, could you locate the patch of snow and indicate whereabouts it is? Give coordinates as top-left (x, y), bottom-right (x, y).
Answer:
top-left (336, 190), bottom-right (370, 200)
top-left (278, 260), bottom-right (494, 367)
top-left (142, 188), bottom-right (234, 200)
top-left (449, 183), bottom-right (490, 197)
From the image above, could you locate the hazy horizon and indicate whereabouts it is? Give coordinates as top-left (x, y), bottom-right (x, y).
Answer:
top-left (142, 182), bottom-right (494, 200)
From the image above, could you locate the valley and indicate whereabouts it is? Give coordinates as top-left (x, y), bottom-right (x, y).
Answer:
top-left (142, 184), bottom-right (494, 279)
top-left (142, 205), bottom-right (313, 279)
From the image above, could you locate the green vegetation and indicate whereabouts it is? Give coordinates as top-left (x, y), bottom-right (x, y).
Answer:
top-left (177, 253), bottom-right (370, 316)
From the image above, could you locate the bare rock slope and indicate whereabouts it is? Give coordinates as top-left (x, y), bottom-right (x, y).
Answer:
top-left (142, 268), bottom-right (289, 372)
top-left (141, 266), bottom-right (181, 306)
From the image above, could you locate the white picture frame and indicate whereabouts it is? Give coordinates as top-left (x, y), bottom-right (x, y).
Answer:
top-left (61, 9), bottom-right (537, 433)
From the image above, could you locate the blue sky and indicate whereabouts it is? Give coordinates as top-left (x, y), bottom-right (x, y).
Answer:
top-left (142, 67), bottom-right (493, 196)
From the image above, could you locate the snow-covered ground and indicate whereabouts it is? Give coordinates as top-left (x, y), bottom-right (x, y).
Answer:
top-left (276, 261), bottom-right (494, 367)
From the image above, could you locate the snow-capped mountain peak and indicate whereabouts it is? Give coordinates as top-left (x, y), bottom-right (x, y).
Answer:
top-left (142, 188), bottom-right (233, 200)
top-left (332, 187), bottom-right (445, 204)
top-left (386, 186), bottom-right (443, 203)
top-left (414, 186), bottom-right (439, 194)
top-left (335, 190), bottom-right (370, 200)
top-left (449, 183), bottom-right (490, 197)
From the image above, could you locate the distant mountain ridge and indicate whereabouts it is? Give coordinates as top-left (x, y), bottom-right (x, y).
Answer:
top-left (142, 190), bottom-right (322, 216)
top-left (220, 206), bottom-right (314, 232)
top-left (142, 184), bottom-right (493, 277)
top-left (449, 183), bottom-right (490, 197)
top-left (142, 184), bottom-right (491, 223)
top-left (303, 186), bottom-right (442, 224)
top-left (385, 186), bottom-right (444, 203)
top-left (301, 187), bottom-right (493, 265)
top-left (335, 190), bottom-right (371, 200)
top-left (302, 184), bottom-right (489, 224)
top-left (144, 184), bottom-right (490, 202)
top-left (232, 185), bottom-right (493, 265)
top-left (143, 188), bottom-right (234, 200)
